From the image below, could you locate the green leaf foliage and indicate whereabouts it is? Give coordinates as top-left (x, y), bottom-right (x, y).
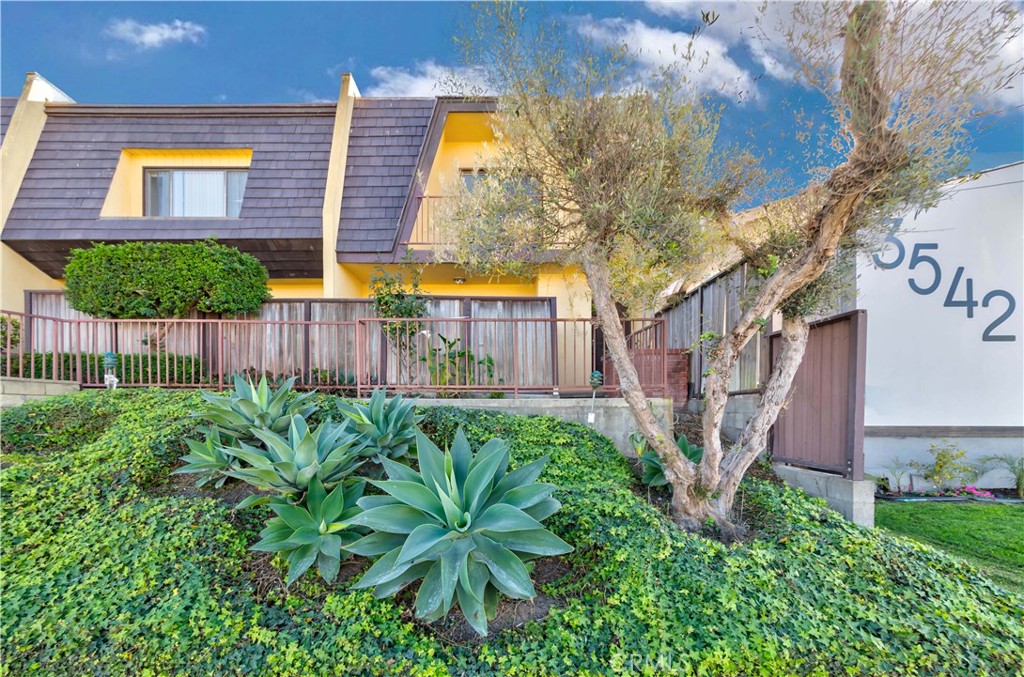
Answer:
top-left (332, 387), bottom-right (423, 461)
top-left (252, 476), bottom-right (365, 586)
top-left (631, 430), bottom-right (704, 489)
top-left (172, 428), bottom-right (239, 488)
top-left (221, 414), bottom-right (364, 500)
top-left (64, 240), bottom-right (271, 318)
top-left (196, 374), bottom-right (317, 444)
top-left (1, 393), bottom-right (1021, 675)
top-left (348, 427), bottom-right (571, 636)
top-left (0, 351), bottom-right (206, 384)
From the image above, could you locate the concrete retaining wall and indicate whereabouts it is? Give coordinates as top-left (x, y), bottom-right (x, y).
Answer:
top-left (774, 464), bottom-right (875, 527)
top-left (1, 377), bottom-right (80, 408)
top-left (416, 397), bottom-right (673, 457)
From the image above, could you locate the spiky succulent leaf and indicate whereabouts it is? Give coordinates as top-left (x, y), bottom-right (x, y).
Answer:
top-left (173, 429), bottom-right (239, 488)
top-left (194, 375), bottom-right (317, 444)
top-left (334, 388), bottom-right (423, 461)
top-left (222, 415), bottom-right (363, 498)
top-left (251, 476), bottom-right (364, 585)
top-left (349, 426), bottom-right (571, 636)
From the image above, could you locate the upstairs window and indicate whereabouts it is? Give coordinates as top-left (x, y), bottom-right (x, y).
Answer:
top-left (144, 169), bottom-right (248, 217)
top-left (460, 168), bottom-right (487, 193)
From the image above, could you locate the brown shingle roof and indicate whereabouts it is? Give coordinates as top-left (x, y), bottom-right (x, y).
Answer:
top-left (0, 97), bottom-right (17, 145)
top-left (336, 98), bottom-right (435, 256)
top-left (2, 103), bottom-right (335, 278)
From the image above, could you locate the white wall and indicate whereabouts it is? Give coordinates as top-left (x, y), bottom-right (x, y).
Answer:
top-left (856, 162), bottom-right (1024, 487)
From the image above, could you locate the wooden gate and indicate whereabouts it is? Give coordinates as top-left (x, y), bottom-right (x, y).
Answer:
top-left (770, 310), bottom-right (867, 479)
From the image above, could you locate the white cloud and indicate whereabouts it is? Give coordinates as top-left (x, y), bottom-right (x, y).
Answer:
top-left (105, 18), bottom-right (207, 50)
top-left (645, 1), bottom-right (798, 83)
top-left (576, 17), bottom-right (759, 102)
top-left (364, 60), bottom-right (488, 97)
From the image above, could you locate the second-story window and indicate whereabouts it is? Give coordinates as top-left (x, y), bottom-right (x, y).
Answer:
top-left (460, 168), bottom-right (486, 193)
top-left (144, 169), bottom-right (248, 217)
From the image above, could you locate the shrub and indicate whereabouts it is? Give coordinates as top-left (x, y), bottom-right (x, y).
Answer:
top-left (910, 440), bottom-right (979, 488)
top-left (348, 428), bottom-right (572, 636)
top-left (332, 388), bottom-right (422, 461)
top-left (64, 240), bottom-right (270, 318)
top-left (0, 314), bottom-right (21, 351)
top-left (196, 374), bottom-right (316, 444)
top-left (0, 351), bottom-right (206, 384)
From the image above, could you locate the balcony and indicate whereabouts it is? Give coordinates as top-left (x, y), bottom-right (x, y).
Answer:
top-left (408, 195), bottom-right (447, 247)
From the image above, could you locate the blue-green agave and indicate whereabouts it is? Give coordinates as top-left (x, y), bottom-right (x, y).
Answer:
top-left (172, 429), bottom-right (239, 488)
top-left (333, 388), bottom-right (422, 461)
top-left (252, 475), bottom-right (364, 585)
top-left (347, 428), bottom-right (572, 636)
top-left (196, 374), bottom-right (316, 443)
top-left (225, 415), bottom-right (364, 502)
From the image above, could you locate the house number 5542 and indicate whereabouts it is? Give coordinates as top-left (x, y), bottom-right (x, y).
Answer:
top-left (872, 220), bottom-right (1017, 342)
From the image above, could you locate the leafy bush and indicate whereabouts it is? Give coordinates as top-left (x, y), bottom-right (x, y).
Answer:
top-left (224, 415), bottom-right (364, 501)
top-left (64, 240), bottom-right (271, 318)
top-left (196, 374), bottom-right (316, 444)
top-left (348, 428), bottom-right (572, 636)
top-left (0, 351), bottom-right (206, 384)
top-left (910, 440), bottom-right (980, 488)
top-left (252, 475), bottom-right (365, 585)
top-left (333, 387), bottom-right (422, 461)
top-left (3, 393), bottom-right (1022, 676)
top-left (0, 313), bottom-right (21, 351)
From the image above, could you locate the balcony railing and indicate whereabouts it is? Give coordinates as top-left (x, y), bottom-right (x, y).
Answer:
top-left (408, 195), bottom-right (446, 246)
top-left (0, 310), bottom-right (669, 398)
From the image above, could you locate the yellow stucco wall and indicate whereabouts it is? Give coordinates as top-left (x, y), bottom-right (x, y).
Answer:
top-left (1, 75), bottom-right (75, 312)
top-left (100, 148), bottom-right (253, 217)
top-left (323, 74), bottom-right (360, 298)
top-left (268, 279), bottom-right (324, 299)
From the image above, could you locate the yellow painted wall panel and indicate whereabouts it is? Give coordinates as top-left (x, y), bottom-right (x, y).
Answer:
top-left (100, 148), bottom-right (253, 217)
top-left (268, 280), bottom-right (324, 299)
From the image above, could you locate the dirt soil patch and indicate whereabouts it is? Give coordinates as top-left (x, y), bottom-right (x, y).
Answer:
top-left (410, 556), bottom-right (575, 647)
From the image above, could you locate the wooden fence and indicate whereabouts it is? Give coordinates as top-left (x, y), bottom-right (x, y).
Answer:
top-left (0, 309), bottom-right (668, 398)
top-left (769, 310), bottom-right (867, 479)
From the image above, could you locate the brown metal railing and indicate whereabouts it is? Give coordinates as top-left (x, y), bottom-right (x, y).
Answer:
top-left (0, 310), bottom-right (668, 397)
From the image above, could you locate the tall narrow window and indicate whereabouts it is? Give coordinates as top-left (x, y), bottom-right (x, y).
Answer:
top-left (144, 169), bottom-right (248, 217)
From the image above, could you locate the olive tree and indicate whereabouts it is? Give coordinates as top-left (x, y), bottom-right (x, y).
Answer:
top-left (436, 1), bottom-right (1022, 535)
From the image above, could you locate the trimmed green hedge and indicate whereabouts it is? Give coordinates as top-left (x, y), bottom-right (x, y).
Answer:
top-left (1, 352), bottom-right (207, 384)
top-left (64, 240), bottom-right (271, 318)
top-left (1, 391), bottom-right (1021, 676)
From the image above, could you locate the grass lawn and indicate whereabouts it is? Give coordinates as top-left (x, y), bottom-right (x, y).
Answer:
top-left (876, 501), bottom-right (1024, 593)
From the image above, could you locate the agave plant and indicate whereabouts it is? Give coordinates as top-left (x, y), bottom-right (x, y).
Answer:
top-left (347, 428), bottom-right (572, 636)
top-left (196, 374), bottom-right (317, 444)
top-left (225, 415), bottom-right (364, 502)
top-left (252, 475), bottom-right (364, 585)
top-left (172, 429), bottom-right (239, 488)
top-left (333, 388), bottom-right (422, 461)
top-left (633, 431), bottom-right (704, 489)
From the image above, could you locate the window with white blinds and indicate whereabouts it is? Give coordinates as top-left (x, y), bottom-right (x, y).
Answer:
top-left (144, 169), bottom-right (248, 217)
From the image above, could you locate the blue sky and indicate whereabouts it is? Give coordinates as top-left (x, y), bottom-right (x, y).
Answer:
top-left (2, 1), bottom-right (1021, 174)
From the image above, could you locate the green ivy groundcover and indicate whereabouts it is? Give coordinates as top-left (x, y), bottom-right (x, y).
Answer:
top-left (1, 389), bottom-right (1022, 676)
